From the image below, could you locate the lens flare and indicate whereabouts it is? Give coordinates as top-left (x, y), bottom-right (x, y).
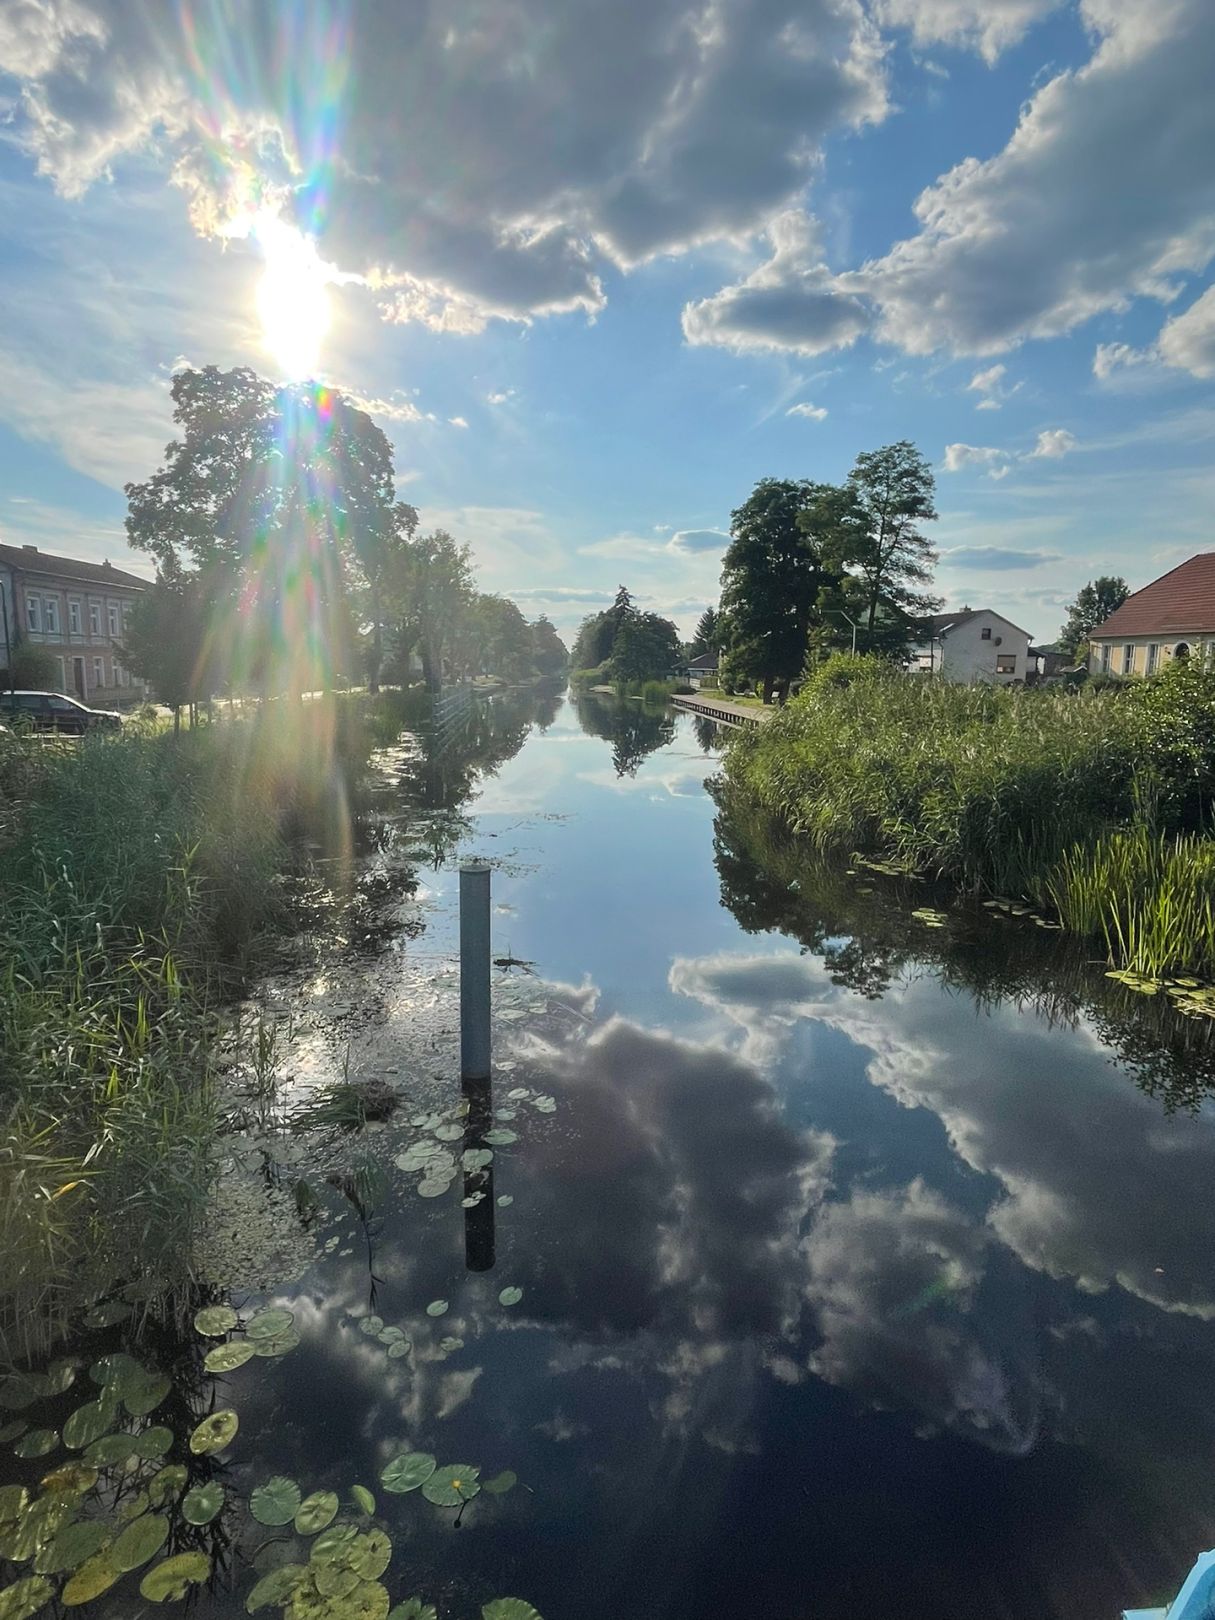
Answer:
top-left (253, 211), bottom-right (333, 380)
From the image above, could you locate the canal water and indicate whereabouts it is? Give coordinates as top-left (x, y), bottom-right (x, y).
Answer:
top-left (7, 686), bottom-right (1215, 1620)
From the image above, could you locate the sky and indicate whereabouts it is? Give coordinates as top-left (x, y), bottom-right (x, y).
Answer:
top-left (0, 0), bottom-right (1212, 647)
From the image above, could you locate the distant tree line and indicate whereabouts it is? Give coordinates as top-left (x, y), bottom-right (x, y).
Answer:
top-left (570, 585), bottom-right (683, 686)
top-left (119, 366), bottom-right (568, 724)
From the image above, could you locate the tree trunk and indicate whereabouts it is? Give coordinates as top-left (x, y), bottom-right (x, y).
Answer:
top-left (369, 580), bottom-right (382, 695)
top-left (762, 673), bottom-right (775, 704)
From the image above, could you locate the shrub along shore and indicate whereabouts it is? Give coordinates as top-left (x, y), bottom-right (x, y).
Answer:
top-left (0, 698), bottom-right (375, 1361)
top-left (724, 654), bottom-right (1215, 983)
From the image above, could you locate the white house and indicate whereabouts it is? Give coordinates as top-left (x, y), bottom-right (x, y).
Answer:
top-left (911, 609), bottom-right (1032, 683)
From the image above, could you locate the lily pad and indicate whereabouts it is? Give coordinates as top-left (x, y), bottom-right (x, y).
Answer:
top-left (88, 1352), bottom-right (141, 1391)
top-left (124, 1369), bottom-right (172, 1417)
top-left (247, 1307), bottom-right (296, 1338)
top-left (0, 1485), bottom-right (29, 1523)
top-left (461, 1149), bottom-right (493, 1171)
top-left (82, 1300), bottom-right (130, 1330)
top-left (0, 1493), bottom-right (72, 1562)
top-left (61, 1553), bottom-right (122, 1607)
top-left (0, 1574), bottom-right (53, 1620)
top-left (253, 1329), bottom-right (301, 1358)
top-left (350, 1485), bottom-right (375, 1517)
top-left (313, 1564), bottom-right (361, 1600)
top-left (482, 1604), bottom-right (544, 1620)
top-left (484, 1130), bottom-right (517, 1146)
top-left (14, 1429), bottom-right (57, 1459)
top-left (310, 1523), bottom-right (358, 1564)
top-left (112, 1512), bottom-right (169, 1571)
top-left (0, 1377), bottom-right (40, 1412)
top-left (421, 1464), bottom-right (480, 1506)
top-left (425, 1300), bottom-right (448, 1317)
top-left (194, 1304), bottom-right (238, 1337)
top-left (348, 1530), bottom-right (392, 1580)
top-left (205, 1340), bottom-right (257, 1374)
top-left (134, 1425), bottom-right (173, 1461)
top-left (380, 1452), bottom-right (436, 1494)
top-left (294, 1491), bottom-right (339, 1535)
top-left (388, 1604), bottom-right (437, 1620)
top-left (63, 1399), bottom-right (115, 1450)
top-left (496, 1196), bottom-right (514, 1208)
top-left (139, 1550), bottom-right (211, 1601)
top-left (0, 1420), bottom-right (27, 1443)
top-left (437, 1337), bottom-right (464, 1356)
top-left (246, 1565), bottom-right (307, 1613)
top-left (147, 1464), bottom-right (188, 1505)
top-left (118, 1490), bottom-right (150, 1522)
top-left (416, 1181), bottom-right (450, 1199)
top-left (386, 1340), bottom-right (411, 1360)
top-left (84, 1431), bottom-right (141, 1467)
top-left (38, 1519), bottom-right (111, 1574)
top-left (251, 1476), bottom-right (302, 1525)
top-left (482, 1470), bottom-right (517, 1495)
top-left (432, 1123), bottom-right (463, 1142)
top-left (498, 1287), bottom-right (523, 1307)
top-left (358, 1315), bottom-right (385, 1337)
top-left (40, 1464), bottom-right (97, 1498)
top-left (43, 1360), bottom-right (78, 1396)
top-left (462, 1193), bottom-right (485, 1208)
top-left (189, 1409), bottom-right (238, 1455)
top-left (182, 1482), bottom-right (224, 1525)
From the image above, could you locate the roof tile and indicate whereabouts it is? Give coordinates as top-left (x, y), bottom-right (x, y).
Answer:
top-left (1093, 553), bottom-right (1215, 639)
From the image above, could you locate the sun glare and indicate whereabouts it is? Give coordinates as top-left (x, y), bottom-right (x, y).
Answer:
top-left (253, 212), bottom-right (333, 381)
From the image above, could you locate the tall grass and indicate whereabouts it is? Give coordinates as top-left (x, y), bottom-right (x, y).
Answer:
top-left (0, 696), bottom-right (376, 1359)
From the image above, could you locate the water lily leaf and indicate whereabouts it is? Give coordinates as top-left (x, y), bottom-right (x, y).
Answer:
top-left (40, 1464), bottom-right (97, 1498)
top-left (253, 1328), bottom-right (301, 1357)
top-left (0, 1493), bottom-right (72, 1563)
top-left (385, 1341), bottom-right (411, 1360)
top-left (461, 1149), bottom-right (493, 1171)
top-left (182, 1482), bottom-right (224, 1525)
top-left (425, 1300), bottom-right (448, 1317)
top-left (432, 1123), bottom-right (462, 1142)
top-left (205, 1340), bottom-right (257, 1374)
top-left (416, 1181), bottom-right (450, 1199)
top-left (0, 1574), bottom-right (53, 1620)
top-left (88, 1352), bottom-right (141, 1392)
top-left (63, 1399), bottom-right (115, 1450)
top-left (309, 1523), bottom-right (357, 1564)
top-left (82, 1300), bottom-right (130, 1330)
top-left (531, 1097), bottom-right (556, 1114)
top-left (139, 1550), bottom-right (211, 1600)
top-left (124, 1370), bottom-right (172, 1417)
top-left (437, 1337), bottom-right (464, 1356)
top-left (112, 1511), bottom-right (169, 1571)
top-left (313, 1564), bottom-right (361, 1600)
top-left (421, 1465), bottom-right (480, 1507)
top-left (484, 1130), bottom-right (517, 1146)
top-left (294, 1491), bottom-right (339, 1536)
top-left (36, 1519), bottom-right (111, 1574)
top-left (61, 1553), bottom-right (121, 1606)
top-left (118, 1491), bottom-right (150, 1522)
top-left (0, 1420), bottom-right (27, 1443)
top-left (251, 1476), bottom-right (302, 1525)
top-left (350, 1486), bottom-right (375, 1517)
top-left (462, 1193), bottom-right (485, 1208)
top-left (348, 1584), bottom-right (391, 1620)
top-left (133, 1425), bottom-right (173, 1460)
top-left (482, 1604), bottom-right (544, 1620)
top-left (496, 1196), bottom-right (514, 1208)
top-left (43, 1360), bottom-right (78, 1396)
top-left (194, 1304), bottom-right (238, 1337)
top-left (482, 1470), bottom-right (517, 1495)
top-left (14, 1430), bottom-right (57, 1459)
top-left (247, 1307), bottom-right (296, 1339)
top-left (246, 1564), bottom-right (307, 1613)
top-left (0, 1485), bottom-right (29, 1522)
top-left (358, 1316), bottom-right (385, 1337)
top-left (147, 1464), bottom-right (188, 1505)
top-left (380, 1452), bottom-right (435, 1494)
top-left (498, 1287), bottom-right (523, 1307)
top-left (506, 1088), bottom-right (529, 1100)
top-left (348, 1530), bottom-right (392, 1580)
top-left (189, 1409), bottom-right (238, 1455)
top-left (494, 1108), bottom-right (518, 1121)
top-left (0, 1377), bottom-right (40, 1412)
top-left (84, 1431), bottom-right (141, 1467)
top-left (388, 1603), bottom-right (437, 1620)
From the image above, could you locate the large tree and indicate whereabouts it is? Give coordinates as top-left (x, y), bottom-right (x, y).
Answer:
top-left (122, 570), bottom-right (219, 731)
top-left (609, 610), bottom-right (682, 685)
top-left (469, 594), bottom-right (535, 683)
top-left (691, 606), bottom-right (719, 656)
top-left (385, 528), bottom-right (476, 691)
top-left (719, 479), bottom-right (842, 702)
top-left (842, 440), bottom-right (940, 644)
top-left (530, 616), bottom-right (569, 677)
top-left (1059, 576), bottom-right (1130, 661)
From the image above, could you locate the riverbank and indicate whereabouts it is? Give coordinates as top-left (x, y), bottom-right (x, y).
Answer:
top-left (0, 697), bottom-right (376, 1360)
top-left (723, 653), bottom-right (1215, 981)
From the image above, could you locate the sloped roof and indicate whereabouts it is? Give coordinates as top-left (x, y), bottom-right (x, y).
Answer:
top-left (0, 542), bottom-right (148, 591)
top-left (688, 651), bottom-right (719, 669)
top-left (930, 608), bottom-right (1032, 639)
top-left (1092, 552), bottom-right (1215, 638)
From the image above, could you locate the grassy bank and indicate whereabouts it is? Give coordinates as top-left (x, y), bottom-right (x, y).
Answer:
top-left (0, 698), bottom-right (376, 1359)
top-left (725, 654), bottom-right (1215, 978)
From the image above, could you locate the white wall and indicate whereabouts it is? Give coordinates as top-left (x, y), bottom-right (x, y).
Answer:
top-left (915, 612), bottom-right (1030, 683)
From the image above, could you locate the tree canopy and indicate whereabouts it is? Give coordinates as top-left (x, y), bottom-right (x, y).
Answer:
top-left (1059, 576), bottom-right (1130, 660)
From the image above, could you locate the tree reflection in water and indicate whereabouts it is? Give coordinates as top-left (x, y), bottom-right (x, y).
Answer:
top-left (570, 688), bottom-right (676, 777)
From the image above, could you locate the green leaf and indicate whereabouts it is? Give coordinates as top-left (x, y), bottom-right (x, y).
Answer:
top-left (483, 1130), bottom-right (517, 1146)
top-left (39, 1464), bottom-right (97, 1499)
top-left (61, 1553), bottom-right (121, 1607)
top-left (84, 1431), bottom-right (141, 1467)
top-left (498, 1287), bottom-right (523, 1307)
top-left (205, 1340), bottom-right (257, 1374)
top-left (118, 1490), bottom-right (150, 1523)
top-left (425, 1300), bottom-right (448, 1317)
top-left (0, 1419), bottom-right (27, 1443)
top-left (124, 1369), bottom-right (172, 1417)
top-left (0, 1376), bottom-right (40, 1412)
top-left (43, 1359), bottom-right (78, 1396)
top-left (387, 1602), bottom-right (436, 1620)
top-left (13, 1430), bottom-right (57, 1459)
top-left (309, 1523), bottom-right (357, 1565)
top-left (253, 1329), bottom-right (301, 1357)
top-left (247, 1307), bottom-right (295, 1339)
top-left (386, 1340), bottom-right (410, 1360)
top-left (496, 1196), bottom-right (513, 1207)
top-left (147, 1464), bottom-right (188, 1505)
top-left (348, 1530), bottom-right (392, 1580)
top-left (82, 1300), bottom-right (130, 1329)
top-left (421, 1465), bottom-right (480, 1507)
top-left (139, 1550), bottom-right (211, 1601)
top-left (380, 1452), bottom-right (435, 1494)
top-left (432, 1123), bottom-right (463, 1142)
top-left (133, 1425), bottom-right (173, 1460)
top-left (194, 1304), bottom-right (238, 1337)
top-left (350, 1485), bottom-right (375, 1517)
top-left (63, 1399), bottom-right (115, 1450)
top-left (250, 1476), bottom-right (303, 1525)
top-left (0, 1493), bottom-right (72, 1563)
top-left (461, 1149), bottom-right (493, 1171)
top-left (38, 1519), bottom-right (111, 1574)
top-left (0, 1484), bottom-right (29, 1523)
top-left (358, 1315), bottom-right (385, 1336)
top-left (294, 1491), bottom-right (339, 1536)
top-left (88, 1352), bottom-right (142, 1391)
top-left (246, 1564), bottom-right (307, 1613)
top-left (314, 1564), bottom-right (361, 1600)
top-left (189, 1408), bottom-right (238, 1455)
top-left (0, 1574), bottom-right (53, 1620)
top-left (482, 1603), bottom-right (545, 1620)
top-left (481, 1471), bottom-right (517, 1496)
top-left (112, 1512), bottom-right (169, 1571)
top-left (182, 1482), bottom-right (224, 1525)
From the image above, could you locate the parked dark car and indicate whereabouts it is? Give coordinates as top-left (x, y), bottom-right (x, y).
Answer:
top-left (0, 690), bottom-right (122, 734)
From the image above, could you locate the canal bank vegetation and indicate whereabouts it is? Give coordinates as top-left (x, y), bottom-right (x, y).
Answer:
top-left (570, 585), bottom-right (685, 692)
top-left (0, 697), bottom-right (376, 1359)
top-left (725, 652), bottom-right (1215, 980)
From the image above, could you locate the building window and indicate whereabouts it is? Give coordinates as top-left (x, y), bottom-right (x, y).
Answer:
top-left (89, 602), bottom-right (101, 636)
top-left (44, 598), bottom-right (59, 635)
top-left (107, 604), bottom-right (120, 637)
top-left (93, 657), bottom-right (106, 689)
top-left (68, 599), bottom-right (82, 635)
top-left (996, 654), bottom-right (1017, 674)
top-left (26, 595), bottom-right (41, 632)
top-left (1173, 642), bottom-right (1191, 660)
top-left (980, 627), bottom-right (992, 640)
top-left (1121, 643), bottom-right (1134, 674)
top-left (1147, 643), bottom-right (1160, 675)
top-left (1100, 644), bottom-right (1111, 673)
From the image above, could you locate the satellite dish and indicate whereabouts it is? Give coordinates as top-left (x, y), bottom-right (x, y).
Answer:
top-left (995, 636), bottom-right (1003, 645)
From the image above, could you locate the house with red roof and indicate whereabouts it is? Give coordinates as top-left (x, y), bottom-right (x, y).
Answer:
top-left (1088, 553), bottom-right (1215, 677)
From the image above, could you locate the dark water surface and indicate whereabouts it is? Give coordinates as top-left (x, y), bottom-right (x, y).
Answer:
top-left (12, 688), bottom-right (1215, 1620)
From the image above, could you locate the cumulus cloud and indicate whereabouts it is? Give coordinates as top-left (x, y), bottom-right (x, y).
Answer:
top-left (786, 401), bottom-right (829, 420)
top-left (940, 545), bottom-right (1062, 569)
top-left (966, 362), bottom-right (1021, 410)
top-left (1028, 427), bottom-right (1077, 458)
top-left (1157, 283), bottom-right (1215, 378)
top-left (2, 0), bottom-right (890, 334)
top-left (486, 388), bottom-right (516, 406)
top-left (670, 528), bottom-right (730, 554)
top-left (1092, 340), bottom-right (1155, 379)
top-left (447, 415), bottom-right (469, 429)
top-left (871, 0), bottom-right (1063, 64)
top-left (682, 211), bottom-right (872, 357)
top-left (943, 443), bottom-right (1012, 478)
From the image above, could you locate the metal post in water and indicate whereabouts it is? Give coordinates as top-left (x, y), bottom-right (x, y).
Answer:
top-left (460, 862), bottom-right (491, 1083)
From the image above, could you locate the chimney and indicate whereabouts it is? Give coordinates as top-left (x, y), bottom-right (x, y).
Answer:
top-left (22, 544), bottom-right (37, 553)
top-left (102, 559), bottom-right (112, 571)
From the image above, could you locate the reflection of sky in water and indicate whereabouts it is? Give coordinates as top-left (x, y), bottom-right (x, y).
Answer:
top-left (200, 695), bottom-right (1215, 1620)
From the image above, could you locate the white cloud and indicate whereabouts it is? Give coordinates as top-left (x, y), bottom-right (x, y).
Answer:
top-left (871, 0), bottom-right (1064, 64)
top-left (1029, 427), bottom-right (1077, 458)
top-left (786, 401), bottom-right (829, 421)
top-left (486, 389), bottom-right (516, 406)
top-left (966, 361), bottom-right (1022, 410)
top-left (943, 443), bottom-right (1012, 478)
top-left (1156, 283), bottom-right (1215, 378)
top-left (346, 391), bottom-right (435, 426)
top-left (1092, 340), bottom-right (1155, 379)
top-left (447, 415), bottom-right (469, 430)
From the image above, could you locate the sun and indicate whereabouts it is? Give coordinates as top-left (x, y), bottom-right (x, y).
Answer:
top-left (253, 211), bottom-right (333, 381)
